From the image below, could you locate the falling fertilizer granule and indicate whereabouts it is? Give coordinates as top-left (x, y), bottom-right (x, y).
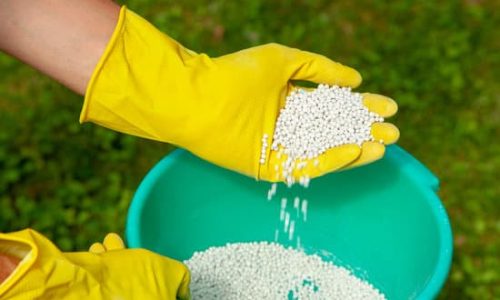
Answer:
top-left (185, 242), bottom-right (386, 300)
top-left (188, 85), bottom-right (388, 300)
top-left (264, 84), bottom-right (384, 243)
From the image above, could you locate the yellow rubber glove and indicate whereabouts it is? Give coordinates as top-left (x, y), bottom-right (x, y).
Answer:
top-left (81, 6), bottom-right (398, 182)
top-left (0, 229), bottom-right (190, 300)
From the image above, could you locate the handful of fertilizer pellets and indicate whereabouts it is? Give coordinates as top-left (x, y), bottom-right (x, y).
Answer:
top-left (185, 242), bottom-right (386, 300)
top-left (263, 84), bottom-right (384, 185)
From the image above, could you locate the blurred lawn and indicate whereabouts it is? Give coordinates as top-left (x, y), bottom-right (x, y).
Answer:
top-left (0, 0), bottom-right (498, 298)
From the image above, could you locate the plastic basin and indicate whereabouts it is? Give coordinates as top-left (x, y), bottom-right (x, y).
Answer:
top-left (126, 145), bottom-right (452, 299)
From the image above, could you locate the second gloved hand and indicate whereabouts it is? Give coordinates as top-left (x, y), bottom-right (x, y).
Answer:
top-left (82, 6), bottom-right (398, 181)
top-left (0, 229), bottom-right (190, 300)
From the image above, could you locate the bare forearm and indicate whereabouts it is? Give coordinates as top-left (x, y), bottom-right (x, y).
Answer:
top-left (0, 0), bottom-right (120, 95)
top-left (0, 253), bottom-right (20, 283)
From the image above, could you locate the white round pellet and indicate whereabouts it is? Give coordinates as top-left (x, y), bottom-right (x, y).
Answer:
top-left (185, 242), bottom-right (386, 300)
top-left (265, 85), bottom-right (383, 187)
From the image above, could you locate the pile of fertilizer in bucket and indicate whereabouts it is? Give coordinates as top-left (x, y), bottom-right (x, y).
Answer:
top-left (185, 242), bottom-right (386, 300)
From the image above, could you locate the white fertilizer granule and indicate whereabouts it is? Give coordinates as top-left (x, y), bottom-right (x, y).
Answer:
top-left (263, 84), bottom-right (384, 186)
top-left (272, 84), bottom-right (383, 160)
top-left (185, 242), bottom-right (386, 300)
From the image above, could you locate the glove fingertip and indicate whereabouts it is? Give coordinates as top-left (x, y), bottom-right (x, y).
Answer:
top-left (89, 242), bottom-right (105, 254)
top-left (341, 141), bottom-right (385, 171)
top-left (362, 93), bottom-right (398, 117)
top-left (344, 67), bottom-right (362, 88)
top-left (316, 144), bottom-right (361, 176)
top-left (103, 233), bottom-right (125, 251)
top-left (321, 63), bottom-right (362, 88)
top-left (371, 123), bottom-right (400, 145)
top-left (323, 60), bottom-right (362, 88)
top-left (292, 51), bottom-right (362, 88)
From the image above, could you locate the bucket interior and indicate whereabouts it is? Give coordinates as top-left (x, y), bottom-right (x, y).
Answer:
top-left (126, 146), bottom-right (452, 299)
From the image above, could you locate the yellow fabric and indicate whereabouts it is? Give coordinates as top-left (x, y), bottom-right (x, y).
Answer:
top-left (81, 6), bottom-right (398, 181)
top-left (0, 229), bottom-right (190, 300)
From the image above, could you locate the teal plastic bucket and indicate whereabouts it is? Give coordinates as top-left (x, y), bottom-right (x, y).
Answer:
top-left (126, 145), bottom-right (452, 299)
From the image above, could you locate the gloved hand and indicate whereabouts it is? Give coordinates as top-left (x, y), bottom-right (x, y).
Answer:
top-left (0, 229), bottom-right (190, 300)
top-left (81, 6), bottom-right (399, 182)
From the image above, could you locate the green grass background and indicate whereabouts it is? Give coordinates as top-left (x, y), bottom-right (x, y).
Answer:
top-left (0, 0), bottom-right (498, 298)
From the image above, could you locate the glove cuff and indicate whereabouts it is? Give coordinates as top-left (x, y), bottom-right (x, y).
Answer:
top-left (80, 5), bottom-right (126, 126)
top-left (0, 229), bottom-right (44, 298)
